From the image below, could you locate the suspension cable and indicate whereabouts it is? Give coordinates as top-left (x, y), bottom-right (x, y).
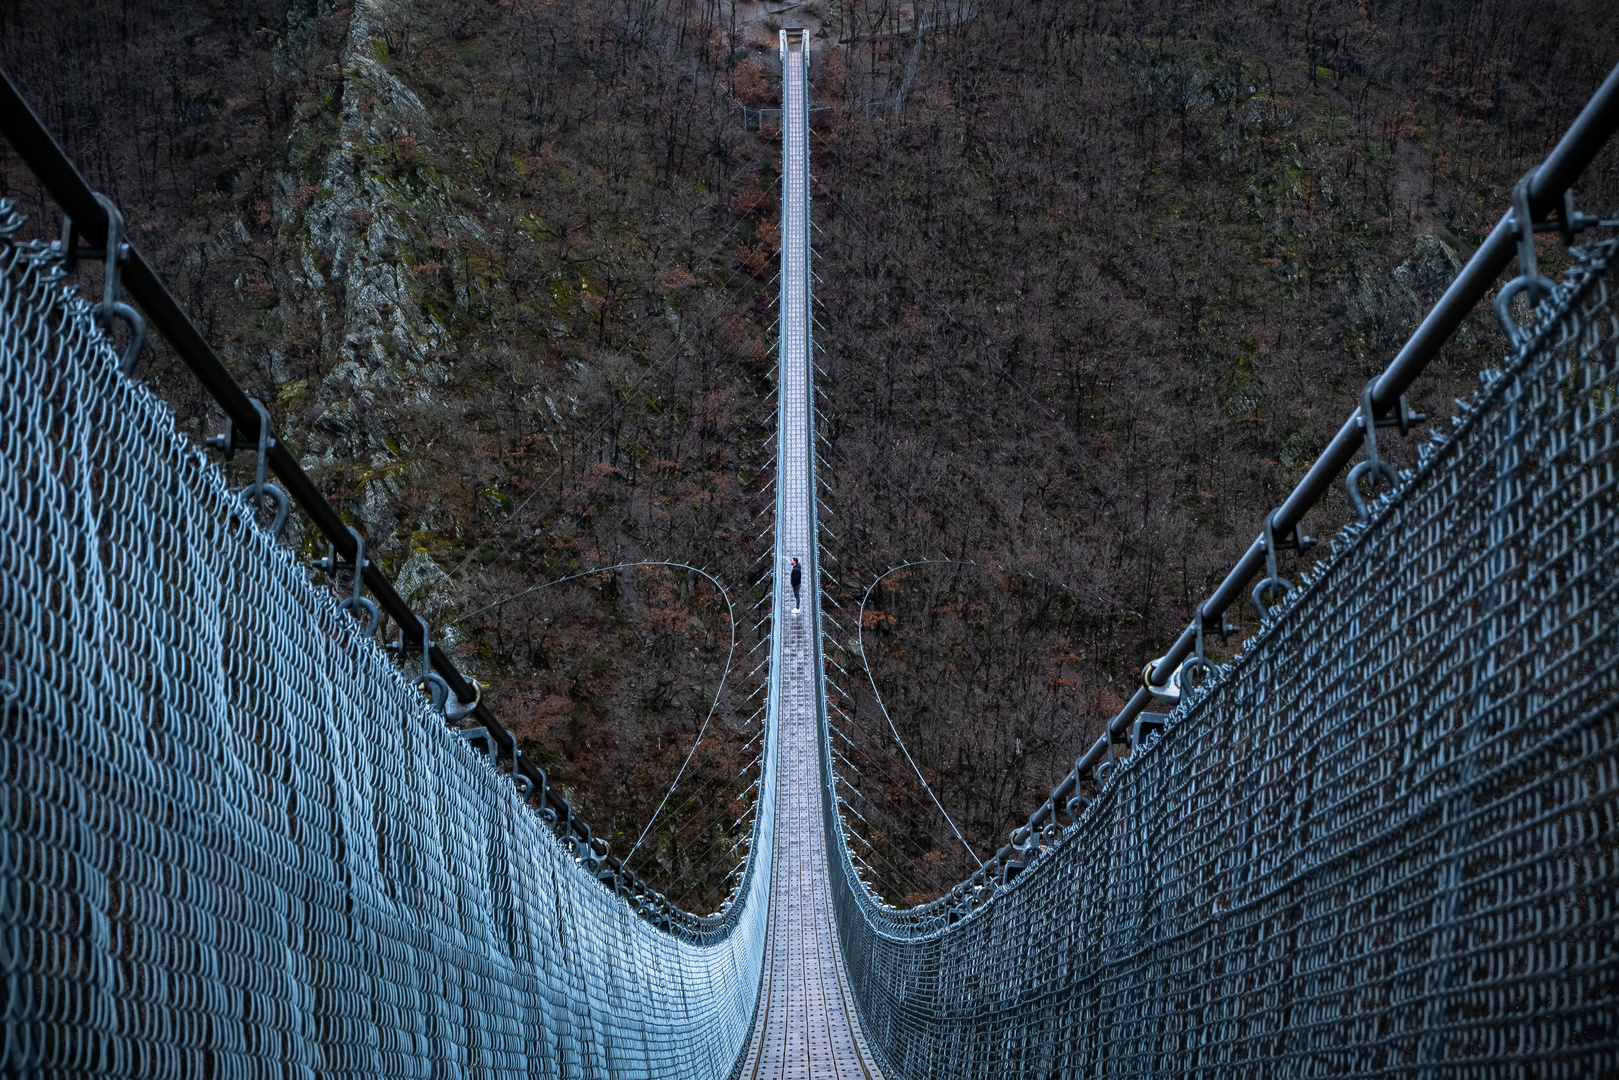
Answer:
top-left (854, 558), bottom-right (1005, 868)
top-left (458, 560), bottom-right (743, 868)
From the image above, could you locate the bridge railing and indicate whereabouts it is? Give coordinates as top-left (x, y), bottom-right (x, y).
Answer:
top-left (0, 65), bottom-right (765, 943)
top-left (817, 63), bottom-right (1619, 1080)
top-left (0, 68), bottom-right (777, 1077)
top-left (826, 222), bottom-right (1619, 1080)
top-left (826, 58), bottom-right (1619, 935)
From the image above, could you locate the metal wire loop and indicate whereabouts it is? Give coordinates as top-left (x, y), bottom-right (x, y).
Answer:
top-left (1182, 608), bottom-right (1215, 691)
top-left (576, 825), bottom-right (601, 870)
top-left (1250, 575), bottom-right (1292, 621)
top-left (1065, 792), bottom-right (1089, 823)
top-left (237, 399), bottom-right (289, 538)
top-left (1495, 274), bottom-right (1559, 348)
top-left (335, 594), bottom-right (378, 639)
top-left (332, 527), bottom-right (379, 638)
top-left (413, 615), bottom-right (451, 713)
top-left (63, 194), bottom-right (147, 376)
top-left (1347, 380), bottom-right (1405, 522)
top-left (525, 760), bottom-right (550, 813)
top-left (1250, 511), bottom-right (1295, 620)
top-left (101, 299), bottom-right (146, 376)
top-left (1494, 168), bottom-right (1565, 348)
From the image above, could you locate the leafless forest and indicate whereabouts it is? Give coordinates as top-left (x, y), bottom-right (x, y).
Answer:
top-left (4, 0), bottom-right (1616, 908)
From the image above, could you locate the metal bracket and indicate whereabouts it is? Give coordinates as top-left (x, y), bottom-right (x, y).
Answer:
top-left (215, 399), bottom-right (288, 539)
top-left (1347, 380), bottom-right (1409, 523)
top-left (204, 416), bottom-right (262, 462)
top-left (1000, 826), bottom-right (1031, 885)
top-left (455, 724), bottom-right (530, 799)
top-left (60, 195), bottom-right (146, 375)
top-left (319, 527), bottom-right (378, 638)
top-left (1494, 169), bottom-right (1598, 347)
top-left (393, 616), bottom-right (450, 713)
top-left (1133, 712), bottom-right (1170, 751)
top-left (1251, 511), bottom-right (1300, 621)
top-left (1199, 605), bottom-right (1242, 641)
top-left (1367, 392), bottom-right (1428, 437)
top-left (455, 725), bottom-right (497, 766)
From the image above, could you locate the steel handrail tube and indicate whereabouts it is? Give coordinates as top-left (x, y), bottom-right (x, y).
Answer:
top-left (1093, 58), bottom-right (1619, 797)
top-left (0, 69), bottom-right (464, 694)
top-left (0, 63), bottom-right (727, 930)
top-left (898, 57), bottom-right (1619, 914)
top-left (1166, 58), bottom-right (1619, 683)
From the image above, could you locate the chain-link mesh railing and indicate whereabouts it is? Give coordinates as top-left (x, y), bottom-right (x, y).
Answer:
top-left (0, 204), bottom-right (775, 1078)
top-left (823, 234), bottom-right (1619, 1078)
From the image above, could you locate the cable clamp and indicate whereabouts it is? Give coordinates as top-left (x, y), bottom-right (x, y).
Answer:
top-left (209, 399), bottom-right (288, 538)
top-left (445, 679), bottom-right (482, 722)
top-left (1252, 510), bottom-right (1310, 620)
top-left (1142, 656), bottom-right (1182, 705)
top-left (60, 195), bottom-right (146, 375)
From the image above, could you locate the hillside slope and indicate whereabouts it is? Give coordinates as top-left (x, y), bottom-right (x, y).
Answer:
top-left (3, 0), bottom-right (1615, 906)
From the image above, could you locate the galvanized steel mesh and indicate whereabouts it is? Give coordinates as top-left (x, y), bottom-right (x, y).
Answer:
top-left (0, 204), bottom-right (775, 1077)
top-left (824, 234), bottom-right (1619, 1078)
top-left (5, 132), bottom-right (1619, 1076)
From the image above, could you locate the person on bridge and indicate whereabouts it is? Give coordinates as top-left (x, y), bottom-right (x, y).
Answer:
top-left (790, 557), bottom-right (803, 614)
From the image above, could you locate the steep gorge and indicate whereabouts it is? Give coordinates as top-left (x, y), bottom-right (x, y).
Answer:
top-left (3, 0), bottom-right (1615, 907)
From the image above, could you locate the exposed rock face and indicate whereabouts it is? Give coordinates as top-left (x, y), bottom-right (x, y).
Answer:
top-left (1394, 234), bottom-right (1464, 311)
top-left (1393, 234), bottom-right (1473, 346)
top-left (297, 0), bottom-right (484, 552)
top-left (1344, 234), bottom-right (1467, 367)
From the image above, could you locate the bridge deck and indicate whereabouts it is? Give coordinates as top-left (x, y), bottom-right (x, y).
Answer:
top-left (739, 31), bottom-right (884, 1080)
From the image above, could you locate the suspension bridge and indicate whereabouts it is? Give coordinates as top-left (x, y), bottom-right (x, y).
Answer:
top-left (2, 32), bottom-right (1618, 1080)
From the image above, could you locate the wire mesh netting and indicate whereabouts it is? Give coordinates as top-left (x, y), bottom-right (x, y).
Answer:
top-left (826, 234), bottom-right (1619, 1079)
top-left (0, 205), bottom-right (774, 1078)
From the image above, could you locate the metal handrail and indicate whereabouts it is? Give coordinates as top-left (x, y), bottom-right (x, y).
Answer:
top-left (0, 64), bottom-right (754, 940)
top-left (837, 58), bottom-right (1619, 927)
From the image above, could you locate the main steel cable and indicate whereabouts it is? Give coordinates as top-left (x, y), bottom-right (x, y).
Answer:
top-left (456, 560), bottom-right (742, 869)
top-left (855, 559), bottom-right (989, 867)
